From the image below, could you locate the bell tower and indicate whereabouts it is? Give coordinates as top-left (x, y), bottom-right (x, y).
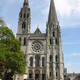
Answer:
top-left (17, 0), bottom-right (31, 34)
top-left (46, 0), bottom-right (64, 80)
top-left (16, 0), bottom-right (31, 55)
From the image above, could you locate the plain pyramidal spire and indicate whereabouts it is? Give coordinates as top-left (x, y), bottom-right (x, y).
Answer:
top-left (48, 0), bottom-right (58, 24)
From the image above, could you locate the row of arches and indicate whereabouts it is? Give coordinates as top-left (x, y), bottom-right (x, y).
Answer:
top-left (29, 55), bottom-right (45, 67)
top-left (19, 37), bottom-right (26, 46)
top-left (29, 55), bottom-right (58, 67)
top-left (49, 55), bottom-right (58, 62)
top-left (29, 70), bottom-right (46, 80)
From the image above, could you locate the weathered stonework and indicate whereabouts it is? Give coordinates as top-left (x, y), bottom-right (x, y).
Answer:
top-left (16, 0), bottom-right (64, 80)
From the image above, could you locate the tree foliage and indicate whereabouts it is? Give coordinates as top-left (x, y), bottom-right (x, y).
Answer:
top-left (0, 26), bottom-right (26, 79)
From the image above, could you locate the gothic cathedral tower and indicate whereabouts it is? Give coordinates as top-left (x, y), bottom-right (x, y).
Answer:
top-left (46, 0), bottom-right (64, 80)
top-left (17, 0), bottom-right (31, 54)
top-left (16, 0), bottom-right (64, 80)
top-left (17, 0), bottom-right (31, 34)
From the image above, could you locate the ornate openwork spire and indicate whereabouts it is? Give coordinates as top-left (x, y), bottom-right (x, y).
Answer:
top-left (48, 0), bottom-right (58, 24)
top-left (23, 0), bottom-right (29, 6)
top-left (24, 0), bottom-right (28, 3)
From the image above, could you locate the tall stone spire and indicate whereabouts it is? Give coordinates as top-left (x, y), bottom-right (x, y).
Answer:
top-left (48, 0), bottom-right (58, 24)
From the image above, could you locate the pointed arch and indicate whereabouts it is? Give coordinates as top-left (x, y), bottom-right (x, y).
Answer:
top-left (42, 57), bottom-right (45, 67)
top-left (22, 22), bottom-right (26, 30)
top-left (30, 57), bottom-right (33, 67)
top-left (23, 37), bottom-right (26, 46)
top-left (35, 55), bottom-right (40, 67)
top-left (50, 55), bottom-right (53, 62)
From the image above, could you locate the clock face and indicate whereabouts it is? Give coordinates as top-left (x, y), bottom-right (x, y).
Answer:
top-left (32, 41), bottom-right (42, 52)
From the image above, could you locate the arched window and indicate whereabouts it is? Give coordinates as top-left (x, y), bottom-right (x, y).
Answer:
top-left (50, 72), bottom-right (51, 77)
top-left (19, 37), bottom-right (21, 42)
top-left (50, 38), bottom-right (53, 44)
top-left (42, 57), bottom-right (45, 67)
top-left (24, 13), bottom-right (26, 18)
top-left (56, 55), bottom-right (58, 62)
top-left (30, 57), bottom-right (33, 67)
top-left (56, 38), bottom-right (58, 45)
top-left (42, 74), bottom-right (45, 80)
top-left (29, 73), bottom-right (33, 79)
top-left (27, 13), bottom-right (29, 18)
top-left (23, 37), bottom-right (26, 46)
top-left (22, 22), bottom-right (26, 31)
top-left (29, 70), bottom-right (33, 79)
top-left (35, 55), bottom-right (40, 67)
top-left (50, 55), bottom-right (53, 62)
top-left (53, 31), bottom-right (55, 37)
top-left (56, 72), bottom-right (58, 77)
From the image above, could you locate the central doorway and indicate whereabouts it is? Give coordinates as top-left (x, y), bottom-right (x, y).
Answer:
top-left (35, 70), bottom-right (40, 80)
top-left (35, 74), bottom-right (39, 80)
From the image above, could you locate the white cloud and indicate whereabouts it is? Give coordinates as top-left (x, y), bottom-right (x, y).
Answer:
top-left (40, 0), bottom-right (80, 29)
top-left (41, 0), bottom-right (80, 16)
top-left (55, 0), bottom-right (80, 16)
top-left (55, 0), bottom-right (72, 16)
top-left (72, 52), bottom-right (80, 57)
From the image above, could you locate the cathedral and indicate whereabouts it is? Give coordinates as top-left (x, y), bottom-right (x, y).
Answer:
top-left (16, 0), bottom-right (64, 80)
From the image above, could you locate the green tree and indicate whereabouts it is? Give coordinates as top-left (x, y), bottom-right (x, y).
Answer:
top-left (0, 26), bottom-right (26, 80)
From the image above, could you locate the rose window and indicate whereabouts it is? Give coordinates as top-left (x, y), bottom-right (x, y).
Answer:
top-left (32, 41), bottom-right (42, 52)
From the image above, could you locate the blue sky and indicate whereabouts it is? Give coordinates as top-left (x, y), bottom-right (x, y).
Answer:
top-left (0, 0), bottom-right (80, 73)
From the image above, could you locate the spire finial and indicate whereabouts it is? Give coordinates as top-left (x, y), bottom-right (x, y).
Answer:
top-left (48, 0), bottom-right (58, 24)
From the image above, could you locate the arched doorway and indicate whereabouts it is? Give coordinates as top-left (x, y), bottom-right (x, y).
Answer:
top-left (29, 70), bottom-right (33, 80)
top-left (35, 70), bottom-right (40, 80)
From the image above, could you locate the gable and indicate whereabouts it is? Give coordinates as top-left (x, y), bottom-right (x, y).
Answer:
top-left (34, 27), bottom-right (42, 35)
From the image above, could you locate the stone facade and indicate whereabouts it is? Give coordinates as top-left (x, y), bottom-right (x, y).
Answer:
top-left (16, 0), bottom-right (64, 80)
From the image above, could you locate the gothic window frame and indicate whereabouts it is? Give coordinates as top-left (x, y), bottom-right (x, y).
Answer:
top-left (56, 55), bottom-right (58, 63)
top-left (22, 22), bottom-right (26, 31)
top-left (24, 13), bottom-right (26, 18)
top-left (53, 31), bottom-right (55, 37)
top-left (29, 57), bottom-right (33, 67)
top-left (55, 38), bottom-right (58, 45)
top-left (50, 55), bottom-right (53, 62)
top-left (29, 70), bottom-right (33, 79)
top-left (19, 37), bottom-right (21, 42)
top-left (56, 72), bottom-right (58, 78)
top-left (35, 55), bottom-right (40, 67)
top-left (23, 37), bottom-right (26, 46)
top-left (27, 13), bottom-right (30, 18)
top-left (42, 74), bottom-right (45, 80)
top-left (50, 72), bottom-right (51, 77)
top-left (42, 57), bottom-right (45, 67)
top-left (50, 38), bottom-right (53, 45)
